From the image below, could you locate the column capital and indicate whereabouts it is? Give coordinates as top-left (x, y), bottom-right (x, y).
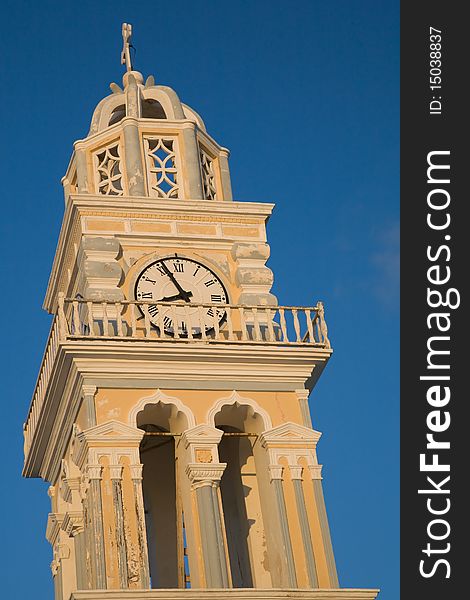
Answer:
top-left (109, 464), bottom-right (124, 480)
top-left (86, 464), bottom-right (103, 480)
top-left (62, 511), bottom-right (85, 537)
top-left (82, 384), bottom-right (97, 397)
top-left (186, 462), bottom-right (226, 489)
top-left (129, 463), bottom-right (143, 481)
top-left (295, 388), bottom-right (310, 401)
top-left (268, 464), bottom-right (284, 481)
top-left (308, 464), bottom-right (323, 480)
top-left (289, 465), bottom-right (304, 480)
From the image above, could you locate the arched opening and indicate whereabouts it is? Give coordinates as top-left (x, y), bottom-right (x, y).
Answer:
top-left (137, 402), bottom-right (188, 588)
top-left (108, 104), bottom-right (126, 126)
top-left (215, 403), bottom-right (270, 588)
top-left (142, 98), bottom-right (166, 119)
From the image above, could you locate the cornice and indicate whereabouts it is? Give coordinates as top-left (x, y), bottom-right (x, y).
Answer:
top-left (69, 195), bottom-right (275, 219)
top-left (23, 340), bottom-right (331, 481)
top-left (69, 587), bottom-right (380, 600)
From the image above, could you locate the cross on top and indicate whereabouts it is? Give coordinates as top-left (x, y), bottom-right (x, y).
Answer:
top-left (121, 23), bottom-right (133, 71)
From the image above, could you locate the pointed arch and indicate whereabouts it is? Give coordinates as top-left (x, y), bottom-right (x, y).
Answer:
top-left (207, 390), bottom-right (272, 431)
top-left (129, 389), bottom-right (196, 429)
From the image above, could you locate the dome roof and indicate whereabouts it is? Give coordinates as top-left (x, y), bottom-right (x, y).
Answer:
top-left (88, 70), bottom-right (206, 136)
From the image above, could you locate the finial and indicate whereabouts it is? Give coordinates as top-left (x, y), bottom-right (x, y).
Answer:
top-left (121, 23), bottom-right (133, 72)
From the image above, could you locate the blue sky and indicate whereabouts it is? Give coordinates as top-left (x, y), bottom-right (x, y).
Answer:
top-left (1, 1), bottom-right (399, 598)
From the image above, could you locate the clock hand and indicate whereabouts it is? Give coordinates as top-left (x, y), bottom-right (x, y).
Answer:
top-left (158, 291), bottom-right (193, 303)
top-left (161, 262), bottom-right (192, 302)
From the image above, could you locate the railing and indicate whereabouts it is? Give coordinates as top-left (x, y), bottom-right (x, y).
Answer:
top-left (23, 316), bottom-right (61, 456)
top-left (59, 296), bottom-right (330, 347)
top-left (24, 295), bottom-right (330, 457)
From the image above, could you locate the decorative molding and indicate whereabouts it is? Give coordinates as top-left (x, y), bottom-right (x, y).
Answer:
top-left (181, 424), bottom-right (223, 448)
top-left (129, 389), bottom-right (196, 429)
top-left (268, 465), bottom-right (284, 481)
top-left (295, 388), bottom-right (310, 402)
top-left (73, 420), bottom-right (144, 469)
top-left (185, 462), bottom-right (226, 488)
top-left (69, 588), bottom-right (380, 599)
top-left (129, 463), bottom-right (143, 480)
top-left (109, 465), bottom-right (124, 480)
top-left (46, 513), bottom-right (65, 545)
top-left (86, 465), bottom-right (103, 480)
top-left (289, 465), bottom-right (304, 480)
top-left (308, 464), bottom-right (324, 480)
top-left (62, 511), bottom-right (85, 537)
top-left (206, 390), bottom-right (273, 430)
top-left (260, 421), bottom-right (321, 448)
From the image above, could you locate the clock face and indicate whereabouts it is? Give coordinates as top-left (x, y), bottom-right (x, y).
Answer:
top-left (134, 256), bottom-right (228, 336)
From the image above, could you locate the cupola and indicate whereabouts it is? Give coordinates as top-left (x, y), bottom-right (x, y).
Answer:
top-left (62, 25), bottom-right (232, 202)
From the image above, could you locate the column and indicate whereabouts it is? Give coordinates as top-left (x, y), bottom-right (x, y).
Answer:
top-left (309, 465), bottom-right (339, 587)
top-left (130, 463), bottom-right (151, 588)
top-left (86, 464), bottom-right (107, 588)
top-left (296, 389), bottom-right (313, 429)
top-left (74, 144), bottom-right (89, 194)
top-left (290, 465), bottom-right (318, 587)
top-left (269, 465), bottom-right (297, 587)
top-left (218, 148), bottom-right (233, 201)
top-left (186, 463), bottom-right (229, 588)
top-left (82, 385), bottom-right (97, 428)
top-left (181, 123), bottom-right (204, 199)
top-left (122, 115), bottom-right (146, 196)
top-left (110, 464), bottom-right (128, 588)
top-left (62, 512), bottom-right (86, 590)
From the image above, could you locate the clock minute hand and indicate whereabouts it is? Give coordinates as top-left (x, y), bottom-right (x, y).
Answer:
top-left (158, 291), bottom-right (193, 303)
top-left (161, 262), bottom-right (192, 302)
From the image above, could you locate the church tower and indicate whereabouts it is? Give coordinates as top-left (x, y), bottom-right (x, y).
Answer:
top-left (23, 24), bottom-right (378, 600)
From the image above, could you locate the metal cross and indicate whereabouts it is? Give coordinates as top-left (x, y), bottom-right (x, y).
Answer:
top-left (121, 23), bottom-right (133, 71)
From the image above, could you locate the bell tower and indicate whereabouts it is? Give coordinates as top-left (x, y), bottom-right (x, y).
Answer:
top-left (23, 24), bottom-right (378, 600)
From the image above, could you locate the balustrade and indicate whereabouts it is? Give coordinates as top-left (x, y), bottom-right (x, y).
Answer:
top-left (23, 295), bottom-right (330, 457)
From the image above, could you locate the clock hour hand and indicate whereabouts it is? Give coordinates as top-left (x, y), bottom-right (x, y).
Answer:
top-left (161, 262), bottom-right (192, 302)
top-left (158, 291), bottom-right (193, 303)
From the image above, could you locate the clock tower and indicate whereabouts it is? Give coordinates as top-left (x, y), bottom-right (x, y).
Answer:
top-left (23, 24), bottom-right (378, 600)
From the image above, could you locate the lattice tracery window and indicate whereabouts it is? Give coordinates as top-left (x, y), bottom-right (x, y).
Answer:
top-left (200, 149), bottom-right (217, 200)
top-left (145, 137), bottom-right (179, 198)
top-left (95, 144), bottom-right (123, 196)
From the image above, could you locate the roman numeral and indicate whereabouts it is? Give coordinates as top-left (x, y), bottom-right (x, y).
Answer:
top-left (155, 265), bottom-right (166, 276)
top-left (207, 308), bottom-right (215, 318)
top-left (163, 316), bottom-right (173, 328)
top-left (173, 261), bottom-right (184, 272)
top-left (193, 265), bottom-right (201, 276)
top-left (148, 305), bottom-right (159, 317)
top-left (211, 294), bottom-right (222, 302)
top-left (204, 279), bottom-right (217, 287)
top-left (143, 276), bottom-right (157, 284)
top-left (141, 292), bottom-right (153, 299)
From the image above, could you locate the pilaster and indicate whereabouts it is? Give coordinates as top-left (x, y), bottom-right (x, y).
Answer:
top-left (186, 462), bottom-right (229, 588)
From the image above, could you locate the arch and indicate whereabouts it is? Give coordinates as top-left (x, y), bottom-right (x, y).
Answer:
top-left (182, 103), bottom-right (206, 131)
top-left (108, 104), bottom-right (126, 126)
top-left (142, 86), bottom-right (186, 120)
top-left (129, 389), bottom-right (196, 430)
top-left (207, 391), bottom-right (272, 431)
top-left (142, 98), bottom-right (166, 119)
